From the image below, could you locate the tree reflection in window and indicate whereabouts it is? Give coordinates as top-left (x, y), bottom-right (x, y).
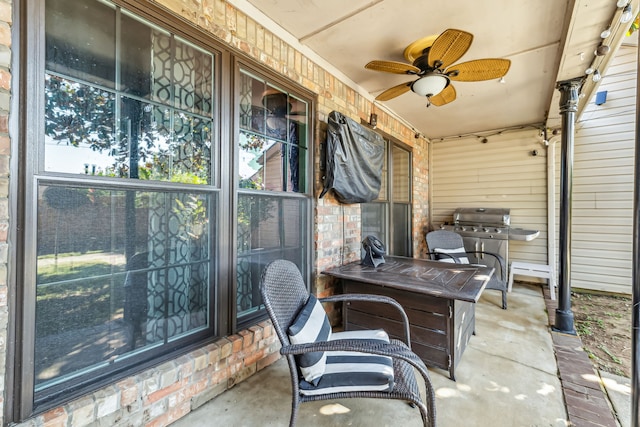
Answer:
top-left (44, 4), bottom-right (214, 184)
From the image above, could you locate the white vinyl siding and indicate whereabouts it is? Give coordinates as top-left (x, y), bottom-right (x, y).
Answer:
top-left (430, 128), bottom-right (549, 266)
top-left (430, 44), bottom-right (637, 296)
top-left (571, 43), bottom-right (636, 295)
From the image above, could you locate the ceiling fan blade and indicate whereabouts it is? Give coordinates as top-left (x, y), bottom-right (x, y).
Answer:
top-left (375, 82), bottom-right (412, 101)
top-left (427, 29), bottom-right (473, 69)
top-left (365, 60), bottom-right (420, 74)
top-left (447, 59), bottom-right (511, 82)
top-left (429, 84), bottom-right (456, 106)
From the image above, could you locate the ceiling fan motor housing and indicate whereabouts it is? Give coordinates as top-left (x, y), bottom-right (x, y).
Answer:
top-left (413, 53), bottom-right (432, 72)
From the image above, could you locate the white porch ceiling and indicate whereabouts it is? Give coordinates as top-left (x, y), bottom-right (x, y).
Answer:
top-left (232, 0), bottom-right (638, 140)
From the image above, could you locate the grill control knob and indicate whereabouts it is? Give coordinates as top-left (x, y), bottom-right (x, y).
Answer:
top-left (472, 227), bottom-right (478, 232)
top-left (483, 227), bottom-right (489, 232)
top-left (495, 228), bottom-right (502, 233)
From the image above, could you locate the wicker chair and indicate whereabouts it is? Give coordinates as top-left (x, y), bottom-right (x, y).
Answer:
top-left (260, 259), bottom-right (436, 427)
top-left (426, 230), bottom-right (507, 309)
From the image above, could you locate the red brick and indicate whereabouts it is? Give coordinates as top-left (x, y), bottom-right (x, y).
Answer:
top-left (166, 401), bottom-right (191, 424)
top-left (185, 377), bottom-right (208, 398)
top-left (167, 388), bottom-right (188, 408)
top-left (202, 342), bottom-right (220, 360)
top-left (243, 348), bottom-right (265, 367)
top-left (0, 114), bottom-right (7, 133)
top-left (0, 69), bottom-right (9, 90)
top-left (0, 221), bottom-right (8, 242)
top-left (176, 354), bottom-right (194, 379)
top-left (208, 366), bottom-right (230, 386)
top-left (216, 338), bottom-right (233, 359)
top-left (145, 413), bottom-right (168, 427)
top-left (42, 407), bottom-right (68, 427)
top-left (0, 136), bottom-right (9, 155)
top-left (0, 22), bottom-right (9, 47)
top-left (227, 360), bottom-right (243, 376)
top-left (249, 325), bottom-right (263, 342)
top-left (117, 378), bottom-right (139, 407)
top-left (260, 320), bottom-right (273, 338)
top-left (192, 349), bottom-right (208, 371)
top-left (228, 334), bottom-right (243, 353)
top-left (0, 3), bottom-right (10, 24)
top-left (257, 350), bottom-right (281, 371)
top-left (145, 380), bottom-right (185, 405)
top-left (238, 329), bottom-right (253, 348)
top-left (0, 285), bottom-right (6, 307)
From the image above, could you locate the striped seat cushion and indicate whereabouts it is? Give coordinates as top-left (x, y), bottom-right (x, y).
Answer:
top-left (288, 294), bottom-right (332, 386)
top-left (434, 246), bottom-right (470, 264)
top-left (299, 329), bottom-right (394, 396)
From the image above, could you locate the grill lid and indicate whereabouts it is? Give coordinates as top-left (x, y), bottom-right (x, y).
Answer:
top-left (453, 207), bottom-right (510, 226)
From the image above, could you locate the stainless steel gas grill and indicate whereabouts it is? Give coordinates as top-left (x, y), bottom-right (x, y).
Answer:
top-left (438, 207), bottom-right (540, 279)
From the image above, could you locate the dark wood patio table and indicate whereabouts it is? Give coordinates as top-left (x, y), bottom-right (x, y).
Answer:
top-left (322, 256), bottom-right (493, 380)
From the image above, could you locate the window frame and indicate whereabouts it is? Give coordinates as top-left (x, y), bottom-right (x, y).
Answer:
top-left (11, 0), bottom-right (314, 421)
top-left (16, 1), bottom-right (227, 416)
top-left (362, 135), bottom-right (413, 257)
top-left (231, 59), bottom-right (314, 331)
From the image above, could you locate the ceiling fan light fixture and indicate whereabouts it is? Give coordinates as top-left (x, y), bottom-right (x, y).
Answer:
top-left (411, 74), bottom-right (449, 97)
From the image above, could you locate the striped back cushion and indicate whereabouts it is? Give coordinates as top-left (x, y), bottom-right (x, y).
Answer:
top-left (299, 329), bottom-right (394, 396)
top-left (434, 247), bottom-right (470, 264)
top-left (288, 294), bottom-right (331, 385)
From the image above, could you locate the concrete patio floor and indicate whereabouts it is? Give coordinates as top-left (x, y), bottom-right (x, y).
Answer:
top-left (172, 283), bottom-right (627, 426)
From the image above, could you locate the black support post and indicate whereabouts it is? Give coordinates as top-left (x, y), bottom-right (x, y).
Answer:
top-left (631, 29), bottom-right (640, 427)
top-left (553, 78), bottom-right (581, 335)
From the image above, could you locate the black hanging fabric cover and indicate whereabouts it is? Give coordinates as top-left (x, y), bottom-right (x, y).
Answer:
top-left (320, 111), bottom-right (384, 204)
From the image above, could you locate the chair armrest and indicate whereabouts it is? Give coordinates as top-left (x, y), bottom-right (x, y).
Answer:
top-left (428, 249), bottom-right (505, 282)
top-left (320, 293), bottom-right (411, 346)
top-left (466, 250), bottom-right (506, 280)
top-left (425, 251), bottom-right (468, 263)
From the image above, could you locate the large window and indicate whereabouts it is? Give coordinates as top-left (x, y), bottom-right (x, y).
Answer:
top-left (45, 2), bottom-right (214, 182)
top-left (16, 0), bottom-right (312, 418)
top-left (362, 141), bottom-right (412, 256)
top-left (24, 0), bottom-right (218, 409)
top-left (35, 185), bottom-right (212, 388)
top-left (235, 69), bottom-right (310, 326)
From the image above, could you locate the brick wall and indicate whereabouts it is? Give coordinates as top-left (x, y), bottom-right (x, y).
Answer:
top-left (5, 0), bottom-right (430, 426)
top-left (17, 321), bottom-right (279, 427)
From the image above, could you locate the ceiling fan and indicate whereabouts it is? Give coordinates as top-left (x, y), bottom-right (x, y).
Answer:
top-left (365, 29), bottom-right (511, 106)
